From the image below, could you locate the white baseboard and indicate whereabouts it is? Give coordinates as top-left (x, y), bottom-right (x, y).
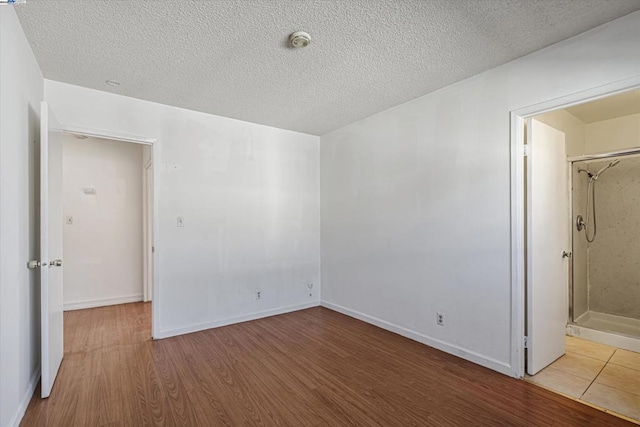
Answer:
top-left (155, 300), bottom-right (321, 339)
top-left (9, 366), bottom-right (40, 427)
top-left (321, 301), bottom-right (513, 376)
top-left (64, 294), bottom-right (143, 311)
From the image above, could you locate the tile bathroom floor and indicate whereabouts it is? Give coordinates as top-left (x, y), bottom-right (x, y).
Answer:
top-left (525, 336), bottom-right (640, 423)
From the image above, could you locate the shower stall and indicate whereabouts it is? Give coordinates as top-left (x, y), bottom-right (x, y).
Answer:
top-left (568, 151), bottom-right (640, 351)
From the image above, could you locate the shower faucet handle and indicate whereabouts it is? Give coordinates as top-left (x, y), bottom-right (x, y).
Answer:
top-left (562, 251), bottom-right (572, 259)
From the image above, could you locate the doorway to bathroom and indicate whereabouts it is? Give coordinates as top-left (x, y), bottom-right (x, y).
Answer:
top-left (514, 86), bottom-right (640, 422)
top-left (532, 89), bottom-right (640, 354)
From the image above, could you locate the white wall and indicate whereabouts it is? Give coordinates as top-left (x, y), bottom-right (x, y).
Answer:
top-left (586, 112), bottom-right (640, 153)
top-left (0, 8), bottom-right (44, 427)
top-left (320, 11), bottom-right (640, 376)
top-left (62, 136), bottom-right (144, 310)
top-left (45, 81), bottom-right (321, 337)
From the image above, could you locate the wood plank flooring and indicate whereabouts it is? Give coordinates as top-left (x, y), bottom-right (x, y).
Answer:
top-left (22, 303), bottom-right (632, 426)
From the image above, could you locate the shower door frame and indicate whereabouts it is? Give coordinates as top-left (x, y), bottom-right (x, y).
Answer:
top-left (509, 76), bottom-right (640, 378)
top-left (568, 148), bottom-right (640, 163)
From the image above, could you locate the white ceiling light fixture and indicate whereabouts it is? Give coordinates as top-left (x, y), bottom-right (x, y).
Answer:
top-left (105, 79), bottom-right (120, 87)
top-left (289, 31), bottom-right (311, 48)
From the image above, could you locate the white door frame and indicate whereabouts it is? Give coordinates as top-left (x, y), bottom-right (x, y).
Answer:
top-left (509, 75), bottom-right (640, 378)
top-left (57, 124), bottom-right (161, 339)
top-left (142, 160), bottom-right (153, 302)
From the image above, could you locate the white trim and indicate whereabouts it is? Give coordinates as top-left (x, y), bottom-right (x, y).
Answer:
top-left (155, 301), bottom-right (321, 339)
top-left (321, 301), bottom-right (513, 377)
top-left (510, 74), bottom-right (640, 378)
top-left (59, 125), bottom-right (156, 145)
top-left (9, 367), bottom-right (40, 427)
top-left (510, 76), bottom-right (640, 119)
top-left (63, 294), bottom-right (143, 311)
top-left (53, 119), bottom-right (161, 339)
top-left (510, 112), bottom-right (527, 378)
top-left (568, 149), bottom-right (575, 324)
top-left (151, 140), bottom-right (160, 339)
top-left (142, 160), bottom-right (153, 302)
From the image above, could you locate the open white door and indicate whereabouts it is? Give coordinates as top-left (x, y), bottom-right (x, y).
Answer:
top-left (40, 102), bottom-right (64, 398)
top-left (526, 119), bottom-right (570, 375)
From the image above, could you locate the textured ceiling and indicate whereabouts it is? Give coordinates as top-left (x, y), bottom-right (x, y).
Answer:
top-left (15, 0), bottom-right (640, 135)
top-left (567, 89), bottom-right (640, 123)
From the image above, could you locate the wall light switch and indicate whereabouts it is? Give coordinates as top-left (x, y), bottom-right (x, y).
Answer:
top-left (177, 216), bottom-right (184, 227)
top-left (65, 215), bottom-right (73, 225)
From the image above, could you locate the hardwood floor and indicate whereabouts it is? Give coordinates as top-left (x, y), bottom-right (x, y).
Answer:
top-left (22, 303), bottom-right (632, 426)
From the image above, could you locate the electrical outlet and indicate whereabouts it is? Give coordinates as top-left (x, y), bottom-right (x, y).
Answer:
top-left (307, 282), bottom-right (313, 296)
top-left (255, 291), bottom-right (261, 300)
top-left (436, 312), bottom-right (445, 326)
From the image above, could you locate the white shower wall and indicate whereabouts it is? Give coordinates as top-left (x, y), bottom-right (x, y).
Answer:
top-left (572, 112), bottom-right (640, 322)
top-left (586, 156), bottom-right (640, 319)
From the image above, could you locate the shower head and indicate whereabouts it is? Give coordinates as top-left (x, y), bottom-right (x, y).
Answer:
top-left (594, 159), bottom-right (621, 179)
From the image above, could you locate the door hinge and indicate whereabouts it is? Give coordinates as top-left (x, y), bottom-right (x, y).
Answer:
top-left (523, 145), bottom-right (530, 157)
top-left (152, 246), bottom-right (155, 253)
top-left (524, 336), bottom-right (529, 349)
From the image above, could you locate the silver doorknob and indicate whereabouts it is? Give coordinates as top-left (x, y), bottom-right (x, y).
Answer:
top-left (27, 260), bottom-right (42, 269)
top-left (51, 259), bottom-right (63, 267)
top-left (562, 251), bottom-right (572, 259)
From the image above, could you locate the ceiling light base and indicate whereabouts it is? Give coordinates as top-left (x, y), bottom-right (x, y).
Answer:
top-left (289, 31), bottom-right (311, 48)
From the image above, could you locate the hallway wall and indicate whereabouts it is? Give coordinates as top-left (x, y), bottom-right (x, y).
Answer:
top-left (62, 136), bottom-right (144, 310)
